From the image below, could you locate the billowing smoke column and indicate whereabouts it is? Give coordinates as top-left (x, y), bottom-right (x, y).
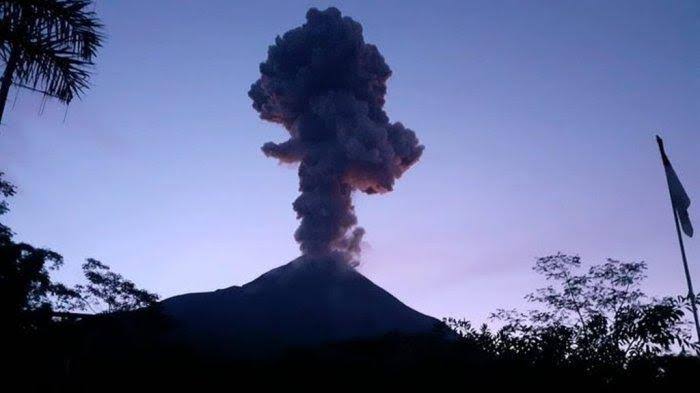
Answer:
top-left (249, 7), bottom-right (423, 264)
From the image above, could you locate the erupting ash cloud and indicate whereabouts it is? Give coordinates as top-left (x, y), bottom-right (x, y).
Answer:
top-left (249, 7), bottom-right (423, 264)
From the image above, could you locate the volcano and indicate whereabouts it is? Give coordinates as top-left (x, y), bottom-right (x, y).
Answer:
top-left (160, 257), bottom-right (445, 356)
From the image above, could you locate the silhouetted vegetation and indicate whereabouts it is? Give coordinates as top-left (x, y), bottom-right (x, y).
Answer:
top-left (1, 173), bottom-right (160, 391)
top-left (3, 181), bottom-right (699, 390)
top-left (0, 171), bottom-right (14, 235)
top-left (0, 0), bottom-right (103, 124)
top-left (70, 258), bottom-right (160, 314)
top-left (445, 253), bottom-right (699, 385)
top-left (1, 172), bottom-right (73, 335)
top-left (1, 174), bottom-right (158, 315)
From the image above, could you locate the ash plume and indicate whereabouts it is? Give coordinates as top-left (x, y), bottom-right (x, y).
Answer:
top-left (249, 7), bottom-right (423, 264)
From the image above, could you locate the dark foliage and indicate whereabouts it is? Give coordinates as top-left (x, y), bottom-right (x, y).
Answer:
top-left (75, 258), bottom-right (159, 313)
top-left (0, 0), bottom-right (103, 123)
top-left (4, 171), bottom-right (698, 390)
top-left (1, 174), bottom-right (157, 323)
top-left (10, 255), bottom-right (697, 391)
top-left (0, 171), bottom-right (15, 236)
top-left (445, 253), bottom-right (699, 383)
top-left (24, 327), bottom-right (700, 391)
top-left (2, 174), bottom-right (159, 391)
top-left (0, 231), bottom-right (76, 333)
top-left (1, 172), bottom-right (79, 335)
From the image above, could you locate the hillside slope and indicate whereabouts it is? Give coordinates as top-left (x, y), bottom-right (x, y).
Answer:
top-left (161, 256), bottom-right (445, 356)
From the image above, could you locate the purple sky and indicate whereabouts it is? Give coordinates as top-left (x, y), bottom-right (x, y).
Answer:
top-left (1, 0), bottom-right (698, 323)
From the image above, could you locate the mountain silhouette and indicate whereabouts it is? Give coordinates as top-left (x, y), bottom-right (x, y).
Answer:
top-left (161, 256), bottom-right (445, 356)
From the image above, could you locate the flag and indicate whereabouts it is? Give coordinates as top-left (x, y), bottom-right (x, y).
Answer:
top-left (657, 135), bottom-right (693, 237)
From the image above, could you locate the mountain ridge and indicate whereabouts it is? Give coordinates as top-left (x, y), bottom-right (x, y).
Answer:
top-left (160, 256), bottom-right (447, 356)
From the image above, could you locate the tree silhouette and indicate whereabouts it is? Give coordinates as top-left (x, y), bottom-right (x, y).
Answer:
top-left (1, 171), bottom-right (157, 334)
top-left (1, 174), bottom-right (80, 333)
top-left (0, 171), bottom-right (15, 237)
top-left (447, 253), bottom-right (699, 375)
top-left (76, 258), bottom-right (159, 313)
top-left (0, 0), bottom-right (103, 125)
top-left (0, 229), bottom-right (75, 333)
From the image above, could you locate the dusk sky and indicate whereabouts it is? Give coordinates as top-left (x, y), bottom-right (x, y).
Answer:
top-left (1, 0), bottom-right (698, 323)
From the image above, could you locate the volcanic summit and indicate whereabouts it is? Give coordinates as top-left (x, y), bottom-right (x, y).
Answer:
top-left (161, 256), bottom-right (444, 356)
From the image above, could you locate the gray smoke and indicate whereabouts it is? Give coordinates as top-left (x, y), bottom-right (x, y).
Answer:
top-left (249, 7), bottom-right (423, 264)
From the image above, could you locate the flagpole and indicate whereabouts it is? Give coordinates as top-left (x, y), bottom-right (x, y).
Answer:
top-left (657, 136), bottom-right (700, 343)
top-left (671, 205), bottom-right (700, 343)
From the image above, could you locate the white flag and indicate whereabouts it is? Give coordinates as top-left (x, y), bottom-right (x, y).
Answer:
top-left (657, 135), bottom-right (693, 237)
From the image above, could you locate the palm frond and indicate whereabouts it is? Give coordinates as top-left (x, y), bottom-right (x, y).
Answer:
top-left (0, 0), bottom-right (103, 103)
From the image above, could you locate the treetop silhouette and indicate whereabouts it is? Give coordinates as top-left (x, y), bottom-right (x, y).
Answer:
top-left (0, 0), bottom-right (103, 125)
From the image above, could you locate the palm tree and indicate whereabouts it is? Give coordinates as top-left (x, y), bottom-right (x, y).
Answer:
top-left (0, 0), bottom-right (103, 125)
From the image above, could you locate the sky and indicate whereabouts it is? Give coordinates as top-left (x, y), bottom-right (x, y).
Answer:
top-left (1, 0), bottom-right (698, 323)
